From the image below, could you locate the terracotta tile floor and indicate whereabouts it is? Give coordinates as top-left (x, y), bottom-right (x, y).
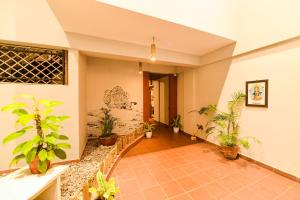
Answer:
top-left (112, 125), bottom-right (300, 200)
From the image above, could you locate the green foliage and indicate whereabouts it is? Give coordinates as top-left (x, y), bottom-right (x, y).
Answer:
top-left (143, 122), bottom-right (155, 132)
top-left (2, 94), bottom-right (71, 173)
top-left (171, 115), bottom-right (182, 128)
top-left (196, 91), bottom-right (259, 149)
top-left (89, 171), bottom-right (120, 200)
top-left (99, 108), bottom-right (117, 138)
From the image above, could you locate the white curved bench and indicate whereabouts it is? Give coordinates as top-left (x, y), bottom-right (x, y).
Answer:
top-left (0, 165), bottom-right (68, 200)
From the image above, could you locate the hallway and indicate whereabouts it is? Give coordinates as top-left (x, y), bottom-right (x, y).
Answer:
top-left (112, 126), bottom-right (300, 200)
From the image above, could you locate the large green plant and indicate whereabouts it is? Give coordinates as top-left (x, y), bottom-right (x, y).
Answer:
top-left (100, 108), bottom-right (117, 138)
top-left (196, 91), bottom-right (259, 149)
top-left (171, 115), bottom-right (182, 128)
top-left (89, 171), bottom-right (119, 200)
top-left (2, 94), bottom-right (71, 173)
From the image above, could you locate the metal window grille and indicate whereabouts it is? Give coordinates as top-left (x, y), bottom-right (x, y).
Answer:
top-left (0, 43), bottom-right (67, 85)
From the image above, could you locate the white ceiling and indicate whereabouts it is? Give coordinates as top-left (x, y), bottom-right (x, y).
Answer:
top-left (48, 0), bottom-right (233, 56)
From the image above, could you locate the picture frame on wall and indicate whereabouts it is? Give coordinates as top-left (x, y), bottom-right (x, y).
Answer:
top-left (246, 79), bottom-right (268, 107)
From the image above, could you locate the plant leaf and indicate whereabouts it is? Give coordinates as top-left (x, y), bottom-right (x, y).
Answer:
top-left (1, 102), bottom-right (27, 112)
top-left (38, 149), bottom-right (48, 162)
top-left (54, 149), bottom-right (66, 159)
top-left (56, 143), bottom-right (71, 149)
top-left (9, 154), bottom-right (25, 167)
top-left (26, 147), bottom-right (37, 163)
top-left (2, 130), bottom-right (26, 144)
top-left (38, 160), bottom-right (48, 173)
top-left (16, 114), bottom-right (35, 126)
top-left (47, 150), bottom-right (55, 161)
top-left (45, 135), bottom-right (56, 145)
top-left (58, 135), bottom-right (69, 140)
top-left (38, 100), bottom-right (63, 108)
top-left (22, 135), bottom-right (41, 155)
top-left (12, 108), bottom-right (28, 116)
top-left (13, 141), bottom-right (28, 155)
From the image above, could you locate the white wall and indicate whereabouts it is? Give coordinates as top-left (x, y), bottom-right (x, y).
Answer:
top-left (0, 0), bottom-right (84, 170)
top-left (218, 42), bottom-right (300, 177)
top-left (180, 37), bottom-right (300, 178)
top-left (86, 58), bottom-right (143, 114)
top-left (152, 80), bottom-right (160, 121)
top-left (78, 53), bottom-right (87, 157)
top-left (86, 58), bottom-right (177, 134)
top-left (177, 73), bottom-right (184, 130)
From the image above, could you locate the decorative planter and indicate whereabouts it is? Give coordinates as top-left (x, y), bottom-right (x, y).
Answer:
top-left (99, 134), bottom-right (118, 146)
top-left (222, 146), bottom-right (239, 160)
top-left (173, 127), bottom-right (179, 134)
top-left (29, 156), bottom-right (51, 174)
top-left (145, 131), bottom-right (152, 139)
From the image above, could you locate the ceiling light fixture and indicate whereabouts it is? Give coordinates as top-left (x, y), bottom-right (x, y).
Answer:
top-left (150, 36), bottom-right (156, 61)
top-left (138, 62), bottom-right (143, 74)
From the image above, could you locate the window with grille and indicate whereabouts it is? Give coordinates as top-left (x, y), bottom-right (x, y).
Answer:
top-left (0, 43), bottom-right (67, 85)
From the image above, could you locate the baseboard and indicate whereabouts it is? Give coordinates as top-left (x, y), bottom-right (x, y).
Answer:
top-left (180, 131), bottom-right (300, 183)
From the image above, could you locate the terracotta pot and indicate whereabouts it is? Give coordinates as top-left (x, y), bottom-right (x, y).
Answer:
top-left (222, 146), bottom-right (239, 160)
top-left (99, 134), bottom-right (118, 146)
top-left (29, 156), bottom-right (51, 174)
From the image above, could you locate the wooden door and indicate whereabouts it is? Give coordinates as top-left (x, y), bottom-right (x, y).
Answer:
top-left (169, 75), bottom-right (177, 124)
top-left (143, 72), bottom-right (151, 122)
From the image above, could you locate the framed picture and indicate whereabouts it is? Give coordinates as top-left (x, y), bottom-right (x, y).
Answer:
top-left (246, 79), bottom-right (268, 107)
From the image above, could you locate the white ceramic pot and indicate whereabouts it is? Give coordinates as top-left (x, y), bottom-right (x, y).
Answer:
top-left (145, 131), bottom-right (152, 139)
top-left (173, 127), bottom-right (180, 134)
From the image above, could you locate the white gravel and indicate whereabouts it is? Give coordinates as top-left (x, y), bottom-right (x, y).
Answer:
top-left (61, 139), bottom-right (115, 200)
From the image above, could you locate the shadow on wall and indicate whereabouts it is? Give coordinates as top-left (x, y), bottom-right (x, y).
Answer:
top-left (182, 42), bottom-right (237, 136)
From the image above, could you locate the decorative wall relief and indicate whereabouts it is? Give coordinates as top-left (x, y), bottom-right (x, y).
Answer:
top-left (87, 86), bottom-right (143, 138)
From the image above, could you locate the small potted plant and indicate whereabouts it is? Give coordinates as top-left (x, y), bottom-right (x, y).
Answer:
top-left (143, 122), bottom-right (155, 139)
top-left (196, 91), bottom-right (260, 159)
top-left (171, 115), bottom-right (182, 134)
top-left (99, 108), bottom-right (118, 146)
top-left (89, 171), bottom-right (119, 200)
top-left (2, 94), bottom-right (71, 174)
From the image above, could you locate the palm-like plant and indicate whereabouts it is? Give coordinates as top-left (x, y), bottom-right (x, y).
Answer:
top-left (196, 91), bottom-right (259, 149)
top-left (143, 122), bottom-right (155, 133)
top-left (171, 115), bottom-right (182, 128)
top-left (99, 108), bottom-right (117, 138)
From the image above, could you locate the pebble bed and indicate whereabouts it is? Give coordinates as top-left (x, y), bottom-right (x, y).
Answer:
top-left (61, 139), bottom-right (115, 200)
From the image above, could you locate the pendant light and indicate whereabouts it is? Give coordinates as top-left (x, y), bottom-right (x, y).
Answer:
top-left (138, 62), bottom-right (143, 74)
top-left (150, 36), bottom-right (156, 61)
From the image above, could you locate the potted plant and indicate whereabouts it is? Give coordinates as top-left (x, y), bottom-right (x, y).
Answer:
top-left (99, 108), bottom-right (118, 146)
top-left (196, 91), bottom-right (259, 159)
top-left (89, 171), bottom-right (119, 200)
top-left (1, 94), bottom-right (71, 174)
top-left (171, 115), bottom-right (182, 134)
top-left (143, 122), bottom-right (155, 139)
